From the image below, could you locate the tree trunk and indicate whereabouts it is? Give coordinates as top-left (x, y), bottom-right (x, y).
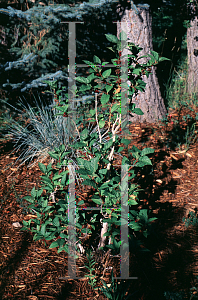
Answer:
top-left (187, 14), bottom-right (198, 96)
top-left (116, 3), bottom-right (167, 123)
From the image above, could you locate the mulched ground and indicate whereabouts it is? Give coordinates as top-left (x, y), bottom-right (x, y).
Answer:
top-left (0, 105), bottom-right (198, 300)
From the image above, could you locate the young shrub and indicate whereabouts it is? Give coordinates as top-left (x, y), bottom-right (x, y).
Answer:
top-left (21, 31), bottom-right (166, 287)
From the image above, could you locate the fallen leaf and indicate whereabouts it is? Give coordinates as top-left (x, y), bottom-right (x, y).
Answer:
top-left (156, 179), bottom-right (163, 184)
top-left (113, 86), bottom-right (121, 95)
top-left (12, 222), bottom-right (22, 228)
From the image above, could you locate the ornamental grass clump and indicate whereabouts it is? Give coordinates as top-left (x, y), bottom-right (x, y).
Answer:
top-left (4, 93), bottom-right (69, 166)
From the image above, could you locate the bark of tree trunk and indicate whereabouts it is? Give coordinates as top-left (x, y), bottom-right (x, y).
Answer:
top-left (187, 14), bottom-right (198, 96)
top-left (116, 2), bottom-right (167, 123)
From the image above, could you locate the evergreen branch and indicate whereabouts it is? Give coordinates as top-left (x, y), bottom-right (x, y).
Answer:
top-left (0, 1), bottom-right (120, 23)
top-left (2, 70), bottom-right (68, 92)
top-left (20, 70), bottom-right (67, 92)
top-left (0, 1), bottom-right (120, 93)
top-left (0, 1), bottom-right (147, 93)
top-left (2, 53), bottom-right (38, 72)
top-left (129, 0), bottom-right (140, 15)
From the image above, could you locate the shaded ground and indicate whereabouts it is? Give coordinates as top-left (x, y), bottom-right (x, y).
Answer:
top-left (0, 105), bottom-right (198, 299)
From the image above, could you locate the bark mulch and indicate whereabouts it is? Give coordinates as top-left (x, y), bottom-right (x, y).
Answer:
top-left (0, 105), bottom-right (198, 300)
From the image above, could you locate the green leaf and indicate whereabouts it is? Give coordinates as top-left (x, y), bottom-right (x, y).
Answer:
top-left (113, 238), bottom-right (120, 249)
top-left (138, 156), bottom-right (152, 166)
top-left (118, 146), bottom-right (124, 153)
top-left (105, 33), bottom-right (119, 44)
top-left (44, 184), bottom-right (54, 191)
top-left (118, 30), bottom-right (127, 41)
top-left (52, 216), bottom-right (60, 227)
top-left (72, 141), bottom-right (87, 148)
top-left (150, 50), bottom-right (159, 62)
top-left (75, 76), bottom-right (90, 84)
top-left (105, 84), bottom-right (113, 93)
top-left (91, 195), bottom-right (102, 205)
top-left (89, 109), bottom-right (96, 116)
top-left (61, 173), bottom-right (67, 185)
top-left (99, 120), bottom-right (105, 128)
top-left (24, 196), bottom-right (34, 203)
top-left (106, 46), bottom-right (115, 53)
top-left (52, 173), bottom-right (63, 181)
top-left (131, 145), bottom-right (141, 153)
top-left (37, 189), bottom-right (43, 198)
top-left (102, 69), bottom-right (111, 78)
top-left (122, 156), bottom-right (130, 165)
top-left (38, 162), bottom-right (46, 174)
top-left (79, 84), bottom-right (92, 92)
top-left (132, 68), bottom-right (142, 75)
top-left (41, 176), bottom-right (51, 185)
top-left (47, 163), bottom-right (53, 172)
top-left (59, 144), bottom-right (65, 152)
top-left (106, 244), bottom-right (116, 250)
top-left (48, 152), bottom-right (59, 160)
top-left (149, 217), bottom-right (157, 222)
top-left (76, 157), bottom-right (99, 175)
top-left (77, 200), bottom-right (85, 206)
top-left (41, 224), bottom-right (46, 236)
top-left (129, 222), bottom-right (142, 231)
top-left (91, 156), bottom-right (100, 173)
top-left (100, 93), bottom-right (110, 105)
top-left (43, 206), bottom-right (52, 214)
top-left (103, 232), bottom-right (111, 237)
top-left (31, 186), bottom-right (36, 198)
top-left (99, 181), bottom-right (112, 190)
top-left (99, 169), bottom-right (108, 175)
top-left (93, 55), bottom-right (101, 64)
top-left (103, 139), bottom-right (113, 150)
top-left (82, 60), bottom-right (94, 66)
top-left (57, 246), bottom-right (65, 253)
top-left (111, 103), bottom-right (120, 113)
top-left (87, 73), bottom-right (96, 82)
top-left (42, 199), bottom-right (48, 208)
top-left (49, 241), bottom-right (59, 249)
top-left (159, 56), bottom-right (171, 62)
top-left (138, 55), bottom-right (149, 60)
top-left (121, 138), bottom-right (131, 146)
top-left (101, 62), bottom-right (110, 67)
top-left (59, 233), bottom-right (68, 239)
top-left (82, 179), bottom-right (97, 189)
top-left (33, 233), bottom-right (43, 241)
top-left (133, 108), bottom-right (144, 115)
top-left (129, 199), bottom-right (138, 205)
top-left (143, 231), bottom-right (148, 238)
top-left (76, 158), bottom-right (93, 171)
top-left (76, 168), bottom-right (92, 176)
top-left (140, 209), bottom-right (148, 218)
top-left (141, 148), bottom-right (155, 156)
top-left (101, 158), bottom-right (110, 164)
top-left (80, 128), bottom-right (88, 140)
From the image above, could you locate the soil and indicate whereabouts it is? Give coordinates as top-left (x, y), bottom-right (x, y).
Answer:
top-left (0, 105), bottom-right (198, 300)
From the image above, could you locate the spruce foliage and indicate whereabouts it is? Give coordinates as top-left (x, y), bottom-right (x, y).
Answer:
top-left (0, 0), bottom-right (130, 98)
